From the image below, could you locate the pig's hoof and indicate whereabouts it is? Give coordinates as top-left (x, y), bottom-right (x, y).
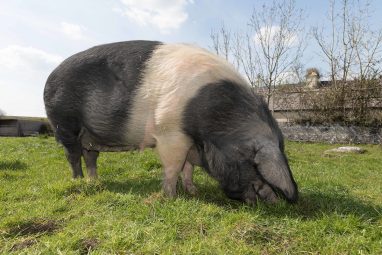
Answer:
top-left (86, 174), bottom-right (98, 181)
top-left (184, 183), bottom-right (198, 195)
top-left (163, 185), bottom-right (177, 198)
top-left (86, 176), bottom-right (98, 183)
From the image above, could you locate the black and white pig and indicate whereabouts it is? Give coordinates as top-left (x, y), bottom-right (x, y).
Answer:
top-left (44, 40), bottom-right (298, 204)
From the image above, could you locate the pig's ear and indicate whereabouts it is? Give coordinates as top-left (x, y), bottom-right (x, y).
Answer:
top-left (254, 146), bottom-right (298, 202)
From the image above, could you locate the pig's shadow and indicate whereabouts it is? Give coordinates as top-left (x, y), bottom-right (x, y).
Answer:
top-left (0, 160), bottom-right (27, 171)
top-left (102, 177), bottom-right (162, 195)
top-left (101, 175), bottom-right (381, 221)
top-left (257, 190), bottom-right (381, 221)
top-left (196, 183), bottom-right (382, 221)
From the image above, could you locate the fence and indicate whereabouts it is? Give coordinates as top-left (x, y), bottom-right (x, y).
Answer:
top-left (259, 81), bottom-right (382, 126)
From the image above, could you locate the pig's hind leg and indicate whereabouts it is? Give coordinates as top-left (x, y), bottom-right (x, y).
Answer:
top-left (52, 118), bottom-right (84, 178)
top-left (63, 144), bottom-right (83, 178)
top-left (181, 145), bottom-right (200, 195)
top-left (82, 149), bottom-right (99, 179)
top-left (181, 161), bottom-right (197, 195)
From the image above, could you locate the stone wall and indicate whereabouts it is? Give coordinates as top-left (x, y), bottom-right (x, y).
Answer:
top-left (279, 123), bottom-right (382, 144)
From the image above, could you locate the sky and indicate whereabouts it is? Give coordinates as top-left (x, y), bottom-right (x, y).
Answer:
top-left (1, 0), bottom-right (382, 117)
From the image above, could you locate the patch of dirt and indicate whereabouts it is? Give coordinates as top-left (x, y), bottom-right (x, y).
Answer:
top-left (63, 182), bottom-right (105, 198)
top-left (234, 223), bottom-right (295, 253)
top-left (234, 224), bottom-right (284, 245)
top-left (6, 218), bottom-right (61, 237)
top-left (10, 238), bottom-right (37, 251)
top-left (144, 192), bottom-right (164, 205)
top-left (77, 238), bottom-right (100, 255)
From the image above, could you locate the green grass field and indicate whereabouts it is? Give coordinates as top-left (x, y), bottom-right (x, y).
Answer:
top-left (0, 137), bottom-right (381, 254)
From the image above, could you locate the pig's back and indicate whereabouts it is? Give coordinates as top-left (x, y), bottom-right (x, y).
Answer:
top-left (44, 41), bottom-right (161, 147)
top-left (44, 41), bottom-right (248, 151)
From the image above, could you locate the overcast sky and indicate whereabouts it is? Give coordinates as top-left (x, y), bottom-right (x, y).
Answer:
top-left (1, 0), bottom-right (382, 117)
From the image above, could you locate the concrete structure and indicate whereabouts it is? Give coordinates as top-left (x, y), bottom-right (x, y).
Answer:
top-left (0, 116), bottom-right (52, 137)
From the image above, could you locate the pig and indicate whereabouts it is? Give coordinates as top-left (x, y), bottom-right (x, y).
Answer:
top-left (43, 40), bottom-right (298, 204)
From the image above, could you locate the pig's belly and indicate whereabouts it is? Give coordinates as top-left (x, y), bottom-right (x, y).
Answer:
top-left (79, 126), bottom-right (202, 167)
top-left (79, 128), bottom-right (154, 152)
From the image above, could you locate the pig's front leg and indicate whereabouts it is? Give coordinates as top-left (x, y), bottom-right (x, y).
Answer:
top-left (155, 133), bottom-right (192, 198)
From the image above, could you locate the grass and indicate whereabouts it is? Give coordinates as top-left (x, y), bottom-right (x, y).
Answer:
top-left (0, 137), bottom-right (381, 254)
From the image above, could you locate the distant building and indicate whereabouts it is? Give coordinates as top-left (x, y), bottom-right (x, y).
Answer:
top-left (305, 68), bottom-right (321, 89)
top-left (0, 116), bottom-right (52, 137)
top-left (253, 69), bottom-right (382, 122)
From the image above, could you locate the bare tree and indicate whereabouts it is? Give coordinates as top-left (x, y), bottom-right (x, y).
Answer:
top-left (210, 24), bottom-right (229, 60)
top-left (313, 0), bottom-right (382, 82)
top-left (210, 0), bottom-right (305, 107)
top-left (210, 23), bottom-right (239, 68)
top-left (312, 0), bottom-right (382, 124)
top-left (248, 0), bottom-right (305, 106)
top-left (312, 1), bottom-right (339, 83)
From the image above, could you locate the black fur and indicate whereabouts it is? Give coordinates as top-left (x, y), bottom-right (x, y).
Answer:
top-left (182, 80), bottom-right (298, 202)
top-left (44, 40), bottom-right (161, 147)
